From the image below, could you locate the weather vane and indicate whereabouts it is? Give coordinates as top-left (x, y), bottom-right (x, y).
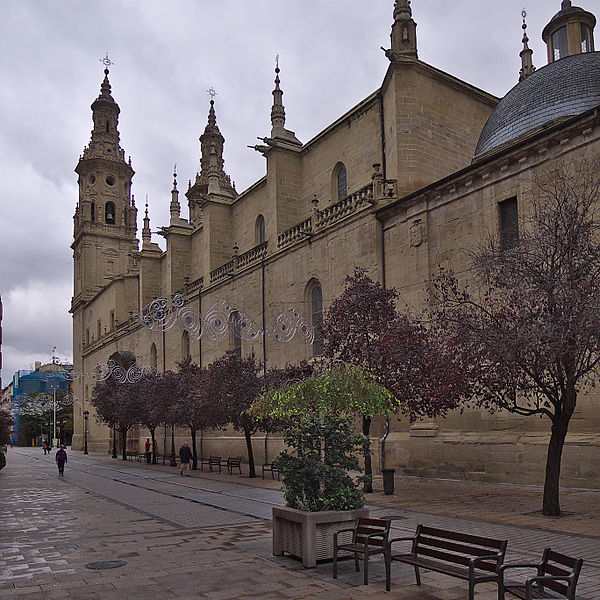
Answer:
top-left (276, 54), bottom-right (279, 69)
top-left (100, 52), bottom-right (115, 69)
top-left (207, 87), bottom-right (217, 99)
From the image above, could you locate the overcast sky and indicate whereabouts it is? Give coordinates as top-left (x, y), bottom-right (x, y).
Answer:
top-left (0, 0), bottom-right (567, 386)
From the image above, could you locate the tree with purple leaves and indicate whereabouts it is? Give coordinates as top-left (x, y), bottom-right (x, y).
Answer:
top-left (430, 157), bottom-right (600, 516)
top-left (173, 358), bottom-right (229, 470)
top-left (210, 351), bottom-right (264, 478)
top-left (322, 268), bottom-right (467, 492)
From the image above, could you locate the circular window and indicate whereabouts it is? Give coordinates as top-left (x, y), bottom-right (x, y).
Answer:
top-left (89, 175), bottom-right (96, 185)
top-left (106, 176), bottom-right (115, 186)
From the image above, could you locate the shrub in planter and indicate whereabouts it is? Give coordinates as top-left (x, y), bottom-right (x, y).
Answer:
top-left (274, 413), bottom-right (369, 512)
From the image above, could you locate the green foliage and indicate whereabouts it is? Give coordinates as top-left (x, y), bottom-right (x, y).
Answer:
top-left (0, 451), bottom-right (6, 470)
top-left (274, 413), bottom-right (369, 512)
top-left (253, 362), bottom-right (396, 421)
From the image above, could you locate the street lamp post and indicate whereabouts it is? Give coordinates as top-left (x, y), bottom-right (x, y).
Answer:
top-left (169, 425), bottom-right (177, 467)
top-left (112, 425), bottom-right (117, 458)
top-left (83, 410), bottom-right (89, 454)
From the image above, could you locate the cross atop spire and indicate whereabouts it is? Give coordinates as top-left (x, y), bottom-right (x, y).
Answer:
top-left (519, 9), bottom-right (536, 81)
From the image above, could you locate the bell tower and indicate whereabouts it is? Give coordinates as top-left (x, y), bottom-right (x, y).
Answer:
top-left (72, 59), bottom-right (137, 303)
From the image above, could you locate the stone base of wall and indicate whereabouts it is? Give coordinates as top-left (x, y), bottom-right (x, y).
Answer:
top-left (383, 431), bottom-right (600, 490)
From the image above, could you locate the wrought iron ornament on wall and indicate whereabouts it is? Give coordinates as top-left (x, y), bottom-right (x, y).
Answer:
top-left (133, 295), bottom-right (315, 345)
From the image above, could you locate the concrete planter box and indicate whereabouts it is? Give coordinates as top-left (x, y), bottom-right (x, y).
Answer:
top-left (272, 505), bottom-right (369, 568)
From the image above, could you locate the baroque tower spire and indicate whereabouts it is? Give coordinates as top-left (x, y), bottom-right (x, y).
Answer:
top-left (384, 0), bottom-right (418, 61)
top-left (194, 96), bottom-right (236, 198)
top-left (519, 10), bottom-right (536, 81)
top-left (72, 56), bottom-right (137, 301)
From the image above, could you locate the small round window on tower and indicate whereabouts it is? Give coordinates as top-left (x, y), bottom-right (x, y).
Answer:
top-left (89, 175), bottom-right (96, 185)
top-left (106, 176), bottom-right (116, 186)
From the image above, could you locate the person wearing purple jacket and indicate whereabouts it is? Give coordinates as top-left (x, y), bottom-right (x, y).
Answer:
top-left (55, 445), bottom-right (67, 476)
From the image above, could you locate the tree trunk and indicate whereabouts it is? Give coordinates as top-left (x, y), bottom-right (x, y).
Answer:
top-left (121, 428), bottom-right (128, 461)
top-left (244, 428), bottom-right (256, 478)
top-left (543, 391), bottom-right (575, 516)
top-left (362, 416), bottom-right (373, 493)
top-left (191, 427), bottom-right (198, 470)
top-left (150, 428), bottom-right (157, 465)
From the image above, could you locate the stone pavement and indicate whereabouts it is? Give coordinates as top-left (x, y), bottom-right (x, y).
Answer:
top-left (1, 447), bottom-right (598, 599)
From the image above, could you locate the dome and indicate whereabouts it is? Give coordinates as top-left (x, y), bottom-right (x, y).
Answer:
top-left (474, 51), bottom-right (600, 158)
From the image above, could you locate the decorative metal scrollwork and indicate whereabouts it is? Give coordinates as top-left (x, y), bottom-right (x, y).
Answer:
top-left (132, 296), bottom-right (315, 345)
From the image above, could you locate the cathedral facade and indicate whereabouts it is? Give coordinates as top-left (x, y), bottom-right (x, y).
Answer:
top-left (71, 1), bottom-right (600, 488)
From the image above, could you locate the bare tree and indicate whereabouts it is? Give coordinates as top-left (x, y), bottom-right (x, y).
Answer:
top-left (431, 157), bottom-right (600, 516)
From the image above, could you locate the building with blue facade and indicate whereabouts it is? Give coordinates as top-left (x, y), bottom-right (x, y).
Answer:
top-left (11, 361), bottom-right (72, 445)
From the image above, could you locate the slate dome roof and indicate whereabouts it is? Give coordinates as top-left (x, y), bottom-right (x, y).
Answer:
top-left (474, 51), bottom-right (600, 158)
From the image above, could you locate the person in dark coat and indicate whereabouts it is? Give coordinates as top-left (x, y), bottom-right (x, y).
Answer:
top-left (55, 445), bottom-right (67, 476)
top-left (178, 442), bottom-right (192, 476)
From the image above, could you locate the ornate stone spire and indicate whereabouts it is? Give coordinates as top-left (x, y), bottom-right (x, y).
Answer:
top-left (142, 197), bottom-right (152, 247)
top-left (271, 58), bottom-right (286, 136)
top-left (169, 165), bottom-right (181, 223)
top-left (251, 59), bottom-right (302, 154)
top-left (519, 10), bottom-right (536, 81)
top-left (383, 0), bottom-right (418, 61)
top-left (82, 61), bottom-right (127, 163)
top-left (192, 98), bottom-right (236, 199)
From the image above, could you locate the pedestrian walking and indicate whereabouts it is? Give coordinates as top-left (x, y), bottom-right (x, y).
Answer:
top-left (179, 442), bottom-right (192, 476)
top-left (42, 442), bottom-right (48, 455)
top-left (145, 438), bottom-right (152, 464)
top-left (55, 445), bottom-right (67, 476)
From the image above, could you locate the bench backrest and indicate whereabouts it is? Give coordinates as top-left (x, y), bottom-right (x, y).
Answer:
top-left (413, 525), bottom-right (507, 573)
top-left (353, 517), bottom-right (391, 548)
top-left (209, 456), bottom-right (221, 463)
top-left (540, 548), bottom-right (583, 598)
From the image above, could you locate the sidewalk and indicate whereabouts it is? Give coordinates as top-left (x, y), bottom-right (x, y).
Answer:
top-left (1, 448), bottom-right (598, 599)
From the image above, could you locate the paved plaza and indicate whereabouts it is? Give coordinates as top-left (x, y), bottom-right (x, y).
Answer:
top-left (1, 448), bottom-right (599, 599)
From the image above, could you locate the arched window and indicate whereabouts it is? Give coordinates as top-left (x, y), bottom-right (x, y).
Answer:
top-left (551, 26), bottom-right (568, 61)
top-left (229, 311), bottom-right (242, 359)
top-left (332, 163), bottom-right (348, 202)
top-left (181, 331), bottom-right (191, 361)
top-left (255, 214), bottom-right (266, 245)
top-left (150, 343), bottom-right (157, 370)
top-left (582, 24), bottom-right (592, 53)
top-left (106, 120), bottom-right (110, 133)
top-left (90, 202), bottom-right (95, 222)
top-left (307, 281), bottom-right (323, 357)
top-left (105, 201), bottom-right (116, 224)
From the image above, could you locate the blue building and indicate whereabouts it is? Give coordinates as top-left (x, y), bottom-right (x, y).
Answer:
top-left (11, 362), bottom-right (71, 445)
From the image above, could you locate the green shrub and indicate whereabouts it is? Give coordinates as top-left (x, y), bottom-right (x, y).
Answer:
top-left (274, 413), bottom-right (370, 512)
top-left (0, 451), bottom-right (6, 471)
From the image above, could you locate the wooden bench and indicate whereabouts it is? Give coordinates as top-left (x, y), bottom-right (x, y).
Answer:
top-left (200, 456), bottom-right (222, 473)
top-left (126, 451), bottom-right (139, 461)
top-left (498, 547), bottom-right (583, 600)
top-left (333, 517), bottom-right (391, 586)
top-left (225, 457), bottom-right (242, 475)
top-left (262, 463), bottom-right (280, 480)
top-left (389, 524), bottom-right (507, 598)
